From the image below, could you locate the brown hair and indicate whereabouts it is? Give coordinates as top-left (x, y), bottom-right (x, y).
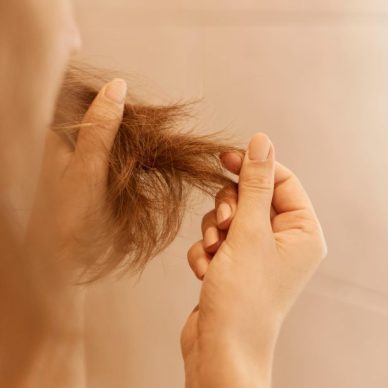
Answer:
top-left (53, 64), bottom-right (244, 282)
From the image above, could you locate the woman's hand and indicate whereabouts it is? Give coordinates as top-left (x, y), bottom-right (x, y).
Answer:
top-left (25, 78), bottom-right (127, 282)
top-left (15, 79), bottom-right (127, 388)
top-left (181, 133), bottom-right (328, 388)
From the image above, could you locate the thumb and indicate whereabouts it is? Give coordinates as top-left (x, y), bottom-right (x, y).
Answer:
top-left (232, 133), bottom-right (275, 234)
top-left (73, 78), bottom-right (127, 170)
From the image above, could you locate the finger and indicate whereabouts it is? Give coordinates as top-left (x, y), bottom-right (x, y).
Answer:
top-left (222, 150), bottom-right (318, 228)
top-left (220, 151), bottom-right (244, 175)
top-left (270, 162), bottom-right (319, 234)
top-left (215, 183), bottom-right (238, 230)
top-left (272, 162), bottom-right (315, 215)
top-left (187, 240), bottom-right (212, 280)
top-left (215, 188), bottom-right (277, 226)
top-left (220, 147), bottom-right (315, 221)
top-left (230, 133), bottom-right (275, 237)
top-left (73, 78), bottom-right (127, 178)
top-left (201, 210), bottom-right (226, 254)
top-left (220, 152), bottom-right (282, 221)
top-left (221, 148), bottom-right (316, 237)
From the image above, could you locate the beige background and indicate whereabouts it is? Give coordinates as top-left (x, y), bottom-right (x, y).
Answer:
top-left (74, 1), bottom-right (388, 387)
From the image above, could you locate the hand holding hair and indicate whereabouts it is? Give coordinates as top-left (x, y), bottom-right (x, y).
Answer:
top-left (52, 65), bottom-right (243, 280)
top-left (182, 133), bottom-right (328, 388)
top-left (2, 78), bottom-right (128, 388)
top-left (26, 68), bottom-right (326, 387)
top-left (25, 78), bottom-right (128, 282)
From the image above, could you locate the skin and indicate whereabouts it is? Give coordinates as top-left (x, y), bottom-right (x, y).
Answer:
top-left (0, 1), bottom-right (85, 386)
top-left (183, 134), bottom-right (327, 387)
top-left (0, 0), bottom-right (80, 189)
top-left (1, 79), bottom-right (128, 387)
top-left (0, 1), bottom-right (327, 387)
top-left (0, 3), bottom-right (129, 386)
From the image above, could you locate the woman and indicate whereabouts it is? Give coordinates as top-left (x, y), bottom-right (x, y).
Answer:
top-left (0, 1), bottom-right (327, 387)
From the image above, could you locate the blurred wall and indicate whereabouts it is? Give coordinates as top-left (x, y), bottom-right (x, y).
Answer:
top-left (74, 1), bottom-right (388, 387)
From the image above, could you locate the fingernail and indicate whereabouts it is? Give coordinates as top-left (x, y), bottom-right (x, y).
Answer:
top-left (104, 78), bottom-right (127, 104)
top-left (217, 203), bottom-right (232, 225)
top-left (248, 133), bottom-right (271, 161)
top-left (204, 226), bottom-right (219, 248)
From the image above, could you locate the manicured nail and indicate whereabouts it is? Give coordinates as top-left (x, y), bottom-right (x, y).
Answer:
top-left (217, 203), bottom-right (232, 225)
top-left (104, 78), bottom-right (127, 104)
top-left (248, 133), bottom-right (271, 161)
top-left (204, 226), bottom-right (219, 248)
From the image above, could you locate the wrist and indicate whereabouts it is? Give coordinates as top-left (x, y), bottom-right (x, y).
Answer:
top-left (198, 340), bottom-right (275, 388)
top-left (185, 328), bottom-right (279, 388)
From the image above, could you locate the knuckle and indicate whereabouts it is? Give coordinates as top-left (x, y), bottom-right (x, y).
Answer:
top-left (229, 214), bottom-right (271, 245)
top-left (186, 245), bottom-right (195, 261)
top-left (95, 97), bottom-right (122, 116)
top-left (85, 104), bottom-right (122, 129)
top-left (186, 240), bottom-right (201, 262)
top-left (92, 117), bottom-right (119, 133)
top-left (241, 173), bottom-right (273, 194)
top-left (291, 211), bottom-right (318, 233)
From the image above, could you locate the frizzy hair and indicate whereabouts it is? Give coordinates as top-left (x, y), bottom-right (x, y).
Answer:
top-left (52, 64), bottom-right (244, 282)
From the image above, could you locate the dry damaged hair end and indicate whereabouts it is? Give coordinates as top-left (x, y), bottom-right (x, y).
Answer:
top-left (52, 64), bottom-right (244, 282)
